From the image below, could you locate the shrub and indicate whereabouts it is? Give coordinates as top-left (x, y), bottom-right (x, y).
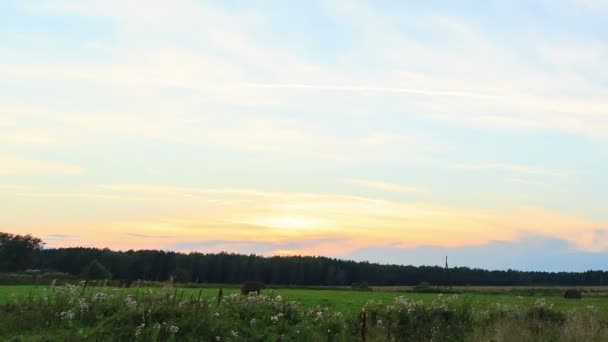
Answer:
top-left (413, 281), bottom-right (432, 292)
top-left (351, 282), bottom-right (372, 291)
top-left (170, 268), bottom-right (191, 283)
top-left (81, 260), bottom-right (112, 280)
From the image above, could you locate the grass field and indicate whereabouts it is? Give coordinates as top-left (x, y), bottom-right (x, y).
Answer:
top-left (3, 284), bottom-right (608, 313)
top-left (3, 284), bottom-right (608, 341)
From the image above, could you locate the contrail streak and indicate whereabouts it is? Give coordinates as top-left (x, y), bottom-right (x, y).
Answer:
top-left (239, 83), bottom-right (495, 99)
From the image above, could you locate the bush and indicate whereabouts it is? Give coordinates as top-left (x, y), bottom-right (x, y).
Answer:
top-left (351, 282), bottom-right (372, 291)
top-left (0, 271), bottom-right (75, 285)
top-left (413, 281), bottom-right (432, 292)
top-left (170, 268), bottom-right (191, 283)
top-left (81, 260), bottom-right (112, 280)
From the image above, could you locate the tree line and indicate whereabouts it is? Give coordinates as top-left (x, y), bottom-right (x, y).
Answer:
top-left (2, 232), bottom-right (608, 286)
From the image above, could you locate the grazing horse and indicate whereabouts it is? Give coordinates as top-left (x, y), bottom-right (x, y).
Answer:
top-left (564, 289), bottom-right (582, 299)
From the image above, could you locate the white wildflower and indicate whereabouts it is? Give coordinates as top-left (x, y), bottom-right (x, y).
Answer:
top-left (92, 292), bottom-right (109, 302)
top-left (124, 296), bottom-right (137, 310)
top-left (534, 298), bottom-right (554, 310)
top-left (59, 310), bottom-right (75, 321)
top-left (135, 323), bottom-right (145, 337)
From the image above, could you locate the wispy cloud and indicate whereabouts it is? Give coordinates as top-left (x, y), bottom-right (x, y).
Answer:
top-left (4, 183), bottom-right (606, 254)
top-left (449, 163), bottom-right (562, 177)
top-left (45, 234), bottom-right (76, 240)
top-left (510, 178), bottom-right (555, 189)
top-left (1, 0), bottom-right (606, 266)
top-left (346, 179), bottom-right (426, 193)
top-left (348, 235), bottom-right (608, 271)
top-left (239, 83), bottom-right (494, 99)
top-left (0, 157), bottom-right (84, 175)
top-left (0, 133), bottom-right (57, 145)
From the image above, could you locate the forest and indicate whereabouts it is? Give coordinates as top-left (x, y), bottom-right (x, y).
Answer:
top-left (2, 232), bottom-right (608, 286)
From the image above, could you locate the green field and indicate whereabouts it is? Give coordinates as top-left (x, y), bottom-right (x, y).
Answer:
top-left (3, 284), bottom-right (608, 341)
top-left (3, 285), bottom-right (608, 313)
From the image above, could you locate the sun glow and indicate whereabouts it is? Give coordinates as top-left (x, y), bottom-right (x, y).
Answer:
top-left (261, 216), bottom-right (319, 230)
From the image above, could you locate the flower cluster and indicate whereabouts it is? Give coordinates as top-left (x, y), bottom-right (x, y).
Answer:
top-left (534, 298), bottom-right (554, 310)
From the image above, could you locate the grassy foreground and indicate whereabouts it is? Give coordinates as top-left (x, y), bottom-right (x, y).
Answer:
top-left (2, 284), bottom-right (608, 341)
top-left (3, 285), bottom-right (608, 312)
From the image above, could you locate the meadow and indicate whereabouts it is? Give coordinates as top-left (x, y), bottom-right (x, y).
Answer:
top-left (2, 284), bottom-right (608, 341)
top-left (3, 285), bottom-right (608, 313)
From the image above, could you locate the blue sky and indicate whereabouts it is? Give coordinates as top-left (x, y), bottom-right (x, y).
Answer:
top-left (1, 0), bottom-right (607, 271)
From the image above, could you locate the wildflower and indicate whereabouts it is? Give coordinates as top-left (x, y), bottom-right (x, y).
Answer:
top-left (271, 315), bottom-right (279, 324)
top-left (215, 336), bottom-right (221, 341)
top-left (92, 292), bottom-right (109, 302)
top-left (250, 318), bottom-right (256, 326)
top-left (214, 312), bottom-right (220, 317)
top-left (377, 319), bottom-right (383, 325)
top-left (275, 295), bottom-right (282, 301)
top-left (59, 310), bottom-right (75, 321)
top-left (169, 325), bottom-right (179, 334)
top-left (77, 298), bottom-right (89, 312)
top-left (124, 296), bottom-right (137, 310)
top-left (230, 330), bottom-right (239, 337)
top-left (534, 298), bottom-right (554, 310)
top-left (135, 323), bottom-right (145, 337)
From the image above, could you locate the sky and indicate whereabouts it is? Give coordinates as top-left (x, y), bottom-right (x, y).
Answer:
top-left (1, 0), bottom-right (608, 271)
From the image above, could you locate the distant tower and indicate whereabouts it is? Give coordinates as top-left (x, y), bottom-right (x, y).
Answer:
top-left (444, 256), bottom-right (451, 289)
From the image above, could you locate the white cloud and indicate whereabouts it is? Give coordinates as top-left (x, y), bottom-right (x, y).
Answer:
top-left (239, 83), bottom-right (493, 99)
top-left (3, 183), bottom-right (606, 253)
top-left (0, 133), bottom-right (57, 145)
top-left (449, 163), bottom-right (563, 177)
top-left (5, 0), bottom-right (606, 142)
top-left (574, 0), bottom-right (608, 10)
top-left (0, 157), bottom-right (84, 175)
top-left (346, 179), bottom-right (426, 193)
top-left (322, 0), bottom-right (608, 138)
top-left (510, 178), bottom-right (555, 189)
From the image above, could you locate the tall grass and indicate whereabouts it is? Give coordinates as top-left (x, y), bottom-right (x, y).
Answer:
top-left (1, 283), bottom-right (607, 341)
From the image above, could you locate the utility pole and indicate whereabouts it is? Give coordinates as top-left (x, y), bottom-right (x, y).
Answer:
top-left (444, 256), bottom-right (451, 289)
